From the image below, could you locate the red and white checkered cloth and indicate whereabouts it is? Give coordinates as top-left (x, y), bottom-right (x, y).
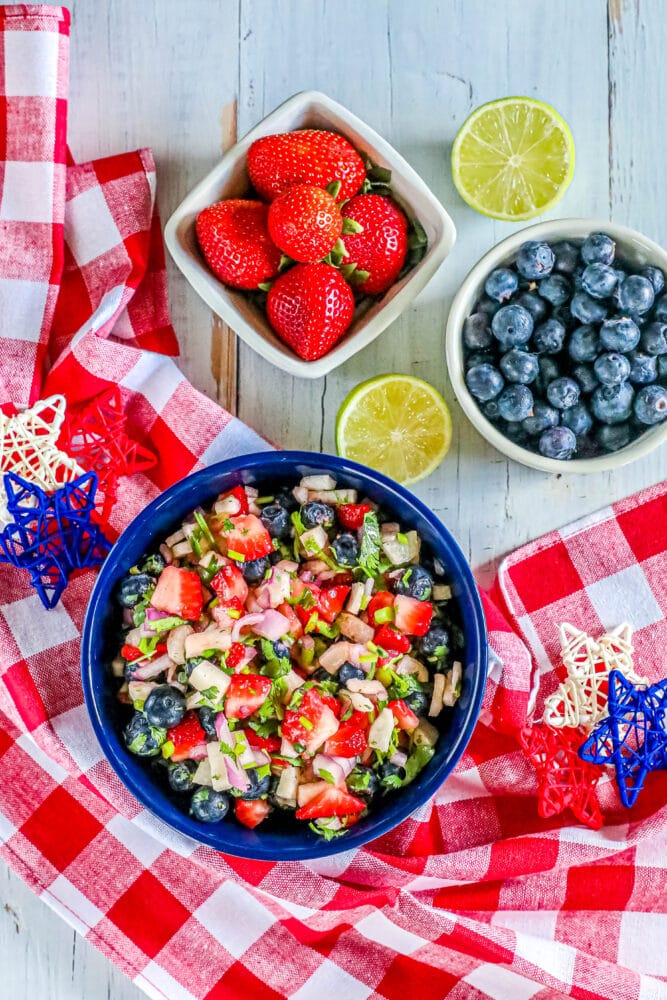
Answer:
top-left (1, 7), bottom-right (666, 999)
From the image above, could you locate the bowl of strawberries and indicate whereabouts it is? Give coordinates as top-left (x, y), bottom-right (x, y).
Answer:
top-left (164, 91), bottom-right (456, 377)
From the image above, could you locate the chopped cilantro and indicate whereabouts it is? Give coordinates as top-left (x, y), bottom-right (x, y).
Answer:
top-left (222, 518), bottom-right (234, 532)
top-left (151, 615), bottom-right (188, 633)
top-left (318, 768), bottom-right (335, 784)
top-left (358, 511), bottom-right (381, 577)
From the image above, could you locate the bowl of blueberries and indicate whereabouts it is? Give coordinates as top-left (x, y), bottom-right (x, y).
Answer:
top-left (446, 219), bottom-right (667, 472)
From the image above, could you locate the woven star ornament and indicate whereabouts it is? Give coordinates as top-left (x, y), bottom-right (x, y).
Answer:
top-left (519, 722), bottom-right (603, 829)
top-left (0, 395), bottom-right (84, 526)
top-left (579, 670), bottom-right (667, 808)
top-left (58, 387), bottom-right (156, 521)
top-left (543, 623), bottom-right (647, 730)
top-left (0, 471), bottom-right (110, 608)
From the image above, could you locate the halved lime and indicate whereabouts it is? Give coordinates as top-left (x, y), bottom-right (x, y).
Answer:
top-left (451, 97), bottom-right (575, 221)
top-left (335, 374), bottom-right (452, 485)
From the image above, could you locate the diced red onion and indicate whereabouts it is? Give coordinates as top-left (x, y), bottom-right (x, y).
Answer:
top-left (231, 612), bottom-right (264, 643)
top-left (234, 740), bottom-right (256, 770)
top-left (390, 750), bottom-right (408, 768)
top-left (251, 609), bottom-right (290, 641)
top-left (146, 607), bottom-right (171, 621)
top-left (312, 754), bottom-right (355, 785)
top-left (215, 713), bottom-right (233, 744)
top-left (252, 749), bottom-right (271, 767)
top-left (165, 663), bottom-right (186, 692)
top-left (159, 543), bottom-right (173, 565)
top-left (315, 570), bottom-right (337, 584)
top-left (122, 608), bottom-right (134, 625)
top-left (244, 486), bottom-right (259, 499)
top-left (275, 559), bottom-right (299, 573)
top-left (224, 757), bottom-right (249, 791)
top-left (132, 653), bottom-right (172, 680)
top-left (189, 743), bottom-right (209, 761)
top-left (299, 570), bottom-right (314, 583)
top-left (280, 737), bottom-right (297, 757)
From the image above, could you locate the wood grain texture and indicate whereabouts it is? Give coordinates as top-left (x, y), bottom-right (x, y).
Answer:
top-left (3, 1), bottom-right (666, 997)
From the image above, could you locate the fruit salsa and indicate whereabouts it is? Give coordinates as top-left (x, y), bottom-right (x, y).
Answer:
top-left (195, 129), bottom-right (427, 362)
top-left (112, 476), bottom-right (464, 840)
top-left (463, 233), bottom-right (667, 460)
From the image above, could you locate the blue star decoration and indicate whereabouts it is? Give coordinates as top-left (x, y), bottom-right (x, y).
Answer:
top-left (0, 471), bottom-right (110, 609)
top-left (579, 669), bottom-right (667, 808)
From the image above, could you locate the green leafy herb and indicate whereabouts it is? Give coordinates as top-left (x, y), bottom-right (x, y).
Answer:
top-left (194, 510), bottom-right (217, 548)
top-left (137, 635), bottom-right (160, 657)
top-left (222, 518), bottom-right (234, 532)
top-left (219, 741), bottom-right (235, 756)
top-left (402, 744), bottom-right (435, 785)
top-left (316, 679), bottom-right (338, 697)
top-left (318, 768), bottom-right (335, 784)
top-left (150, 615), bottom-right (188, 634)
top-left (347, 767), bottom-right (371, 792)
top-left (358, 512), bottom-right (381, 578)
top-left (380, 770), bottom-right (403, 790)
top-left (248, 717), bottom-right (280, 738)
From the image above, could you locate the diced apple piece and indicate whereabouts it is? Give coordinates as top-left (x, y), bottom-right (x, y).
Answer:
top-left (395, 654), bottom-right (429, 683)
top-left (345, 678), bottom-right (388, 698)
top-left (429, 673), bottom-right (446, 717)
top-left (369, 708), bottom-right (395, 753)
top-left (166, 623), bottom-right (194, 665)
top-left (318, 641), bottom-right (351, 674)
top-left (299, 474), bottom-right (337, 491)
top-left (193, 759), bottom-right (213, 786)
top-left (299, 525), bottom-right (328, 558)
top-left (412, 718), bottom-right (439, 749)
top-left (297, 780), bottom-right (332, 808)
top-left (184, 627), bottom-right (232, 659)
top-left (337, 613), bottom-right (374, 644)
top-left (275, 765), bottom-right (300, 808)
top-left (346, 583), bottom-right (364, 616)
top-left (443, 661), bottom-right (463, 707)
top-left (381, 530), bottom-right (420, 566)
top-left (206, 743), bottom-right (232, 792)
top-left (188, 661), bottom-right (231, 698)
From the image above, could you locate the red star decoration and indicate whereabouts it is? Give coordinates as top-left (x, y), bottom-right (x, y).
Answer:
top-left (58, 387), bottom-right (156, 522)
top-left (518, 723), bottom-right (603, 830)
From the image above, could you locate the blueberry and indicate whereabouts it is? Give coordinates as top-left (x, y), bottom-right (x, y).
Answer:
top-left (570, 292), bottom-right (608, 325)
top-left (581, 263), bottom-right (618, 299)
top-left (497, 384), bottom-right (534, 422)
top-left (260, 503), bottom-right (290, 539)
top-left (561, 403), bottom-right (593, 436)
top-left (581, 232), bottom-right (615, 265)
top-left (475, 294), bottom-right (501, 318)
top-left (380, 761), bottom-right (406, 785)
top-left (599, 317), bottom-right (641, 352)
top-left (242, 556), bottom-right (271, 584)
top-left (659, 355), bottom-right (667, 380)
top-left (118, 573), bottom-right (154, 609)
top-left (535, 356), bottom-right (561, 395)
top-left (516, 290), bottom-right (548, 323)
top-left (576, 435), bottom-right (602, 458)
top-left (591, 382), bottom-right (635, 424)
top-left (633, 384), bottom-right (667, 425)
top-left (395, 565), bottom-right (433, 601)
top-left (141, 553), bottom-right (165, 576)
top-left (516, 241), bottom-right (555, 280)
top-left (463, 313), bottom-right (493, 350)
top-left (338, 661), bottom-right (366, 683)
top-left (639, 266), bottom-right (665, 295)
top-left (301, 501), bottom-right (335, 529)
top-left (491, 304), bottom-right (534, 347)
top-left (274, 489), bottom-right (299, 513)
top-left (640, 322), bottom-right (667, 356)
top-left (484, 267), bottom-right (519, 302)
top-left (504, 421), bottom-right (529, 446)
top-left (419, 620), bottom-right (449, 657)
top-left (538, 274), bottom-right (571, 307)
top-left (533, 318), bottom-right (566, 355)
top-left (168, 760), bottom-right (197, 793)
top-left (593, 352), bottom-right (631, 386)
top-left (404, 689), bottom-right (429, 716)
top-left (627, 351), bottom-right (658, 385)
top-left (655, 296), bottom-right (667, 322)
top-left (465, 363), bottom-right (504, 402)
top-left (198, 706), bottom-right (218, 739)
top-left (331, 532), bottom-right (359, 566)
top-left (347, 765), bottom-right (379, 798)
top-left (552, 241), bottom-right (580, 276)
top-left (123, 712), bottom-right (166, 757)
top-left (522, 400), bottom-right (559, 435)
top-left (271, 639), bottom-right (291, 660)
top-left (240, 767), bottom-right (271, 800)
top-left (185, 657), bottom-right (204, 677)
top-left (465, 351), bottom-right (495, 369)
top-left (144, 685), bottom-right (186, 728)
top-left (597, 423), bottom-right (632, 452)
top-left (499, 349), bottom-right (539, 384)
top-left (547, 377), bottom-right (580, 410)
top-left (568, 324), bottom-right (601, 363)
top-left (617, 275), bottom-right (655, 315)
top-left (190, 787), bottom-right (230, 823)
top-left (483, 399), bottom-right (500, 420)
top-left (539, 426), bottom-right (577, 460)
top-left (572, 364), bottom-right (599, 394)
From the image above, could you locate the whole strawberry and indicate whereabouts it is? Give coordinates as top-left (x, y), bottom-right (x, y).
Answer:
top-left (268, 184), bottom-right (342, 263)
top-left (248, 129), bottom-right (366, 202)
top-left (340, 194), bottom-right (409, 295)
top-left (266, 263), bottom-right (354, 361)
top-left (195, 199), bottom-right (282, 290)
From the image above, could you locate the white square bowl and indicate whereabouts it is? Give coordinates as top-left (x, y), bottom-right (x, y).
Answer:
top-left (164, 90), bottom-right (456, 379)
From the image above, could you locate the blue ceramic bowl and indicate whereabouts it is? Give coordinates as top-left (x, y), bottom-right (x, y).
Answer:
top-left (81, 451), bottom-right (487, 860)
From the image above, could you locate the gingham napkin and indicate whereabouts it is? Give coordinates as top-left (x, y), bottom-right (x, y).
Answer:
top-left (1, 7), bottom-right (666, 1000)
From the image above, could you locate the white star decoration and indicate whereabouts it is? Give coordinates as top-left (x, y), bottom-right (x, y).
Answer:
top-left (0, 395), bottom-right (83, 526)
top-left (543, 622), bottom-right (647, 730)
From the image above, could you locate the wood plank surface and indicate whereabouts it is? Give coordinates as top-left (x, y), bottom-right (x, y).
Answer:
top-left (2, 1), bottom-right (665, 997)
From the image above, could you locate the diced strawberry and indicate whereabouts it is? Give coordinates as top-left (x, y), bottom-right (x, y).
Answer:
top-left (317, 585), bottom-right (351, 623)
top-left (167, 711), bottom-right (206, 762)
top-left (388, 699), bottom-right (420, 731)
top-left (235, 798), bottom-right (271, 829)
top-left (226, 642), bottom-right (248, 670)
top-left (331, 571), bottom-right (354, 586)
top-left (226, 485), bottom-right (250, 515)
top-left (277, 601), bottom-right (304, 638)
top-left (281, 688), bottom-right (339, 751)
top-left (218, 514), bottom-right (273, 562)
top-left (224, 673), bottom-right (273, 719)
top-left (374, 624), bottom-right (411, 654)
top-left (318, 691), bottom-right (342, 718)
top-left (366, 591), bottom-right (395, 626)
top-left (323, 720), bottom-right (368, 757)
top-left (337, 503), bottom-right (372, 529)
top-left (150, 565), bottom-right (204, 621)
top-left (212, 595), bottom-right (245, 629)
top-left (295, 785), bottom-right (366, 819)
top-left (210, 564), bottom-right (249, 605)
top-left (393, 595), bottom-right (433, 636)
top-left (245, 729), bottom-right (282, 753)
top-left (122, 642), bottom-right (166, 662)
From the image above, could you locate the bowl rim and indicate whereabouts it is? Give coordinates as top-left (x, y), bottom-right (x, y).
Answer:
top-left (164, 89), bottom-right (456, 379)
top-left (445, 217), bottom-right (667, 474)
top-left (81, 450), bottom-right (488, 860)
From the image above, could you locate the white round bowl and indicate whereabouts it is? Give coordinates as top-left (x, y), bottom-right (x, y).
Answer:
top-left (445, 218), bottom-right (667, 474)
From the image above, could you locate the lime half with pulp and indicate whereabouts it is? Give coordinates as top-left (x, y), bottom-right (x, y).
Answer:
top-left (451, 96), bottom-right (575, 221)
top-left (335, 374), bottom-right (452, 485)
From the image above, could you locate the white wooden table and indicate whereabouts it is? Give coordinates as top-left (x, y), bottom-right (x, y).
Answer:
top-left (3, 1), bottom-right (665, 996)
